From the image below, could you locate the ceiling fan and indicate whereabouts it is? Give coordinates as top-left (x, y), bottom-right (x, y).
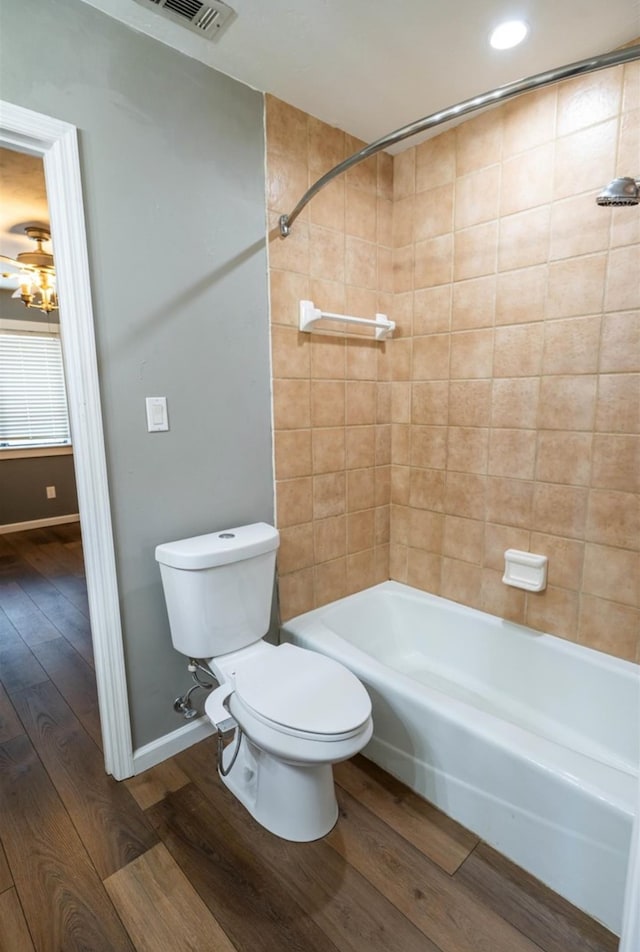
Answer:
top-left (0, 226), bottom-right (58, 314)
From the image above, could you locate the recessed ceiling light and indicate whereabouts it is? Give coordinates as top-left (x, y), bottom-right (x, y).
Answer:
top-left (490, 20), bottom-right (529, 50)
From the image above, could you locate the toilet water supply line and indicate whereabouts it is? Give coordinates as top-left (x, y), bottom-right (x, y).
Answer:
top-left (217, 715), bottom-right (243, 777)
top-left (205, 680), bottom-right (245, 777)
top-left (173, 658), bottom-right (217, 718)
top-left (278, 42), bottom-right (640, 237)
top-left (173, 658), bottom-right (244, 776)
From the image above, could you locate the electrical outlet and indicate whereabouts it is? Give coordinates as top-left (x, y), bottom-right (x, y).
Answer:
top-left (46, 485), bottom-right (56, 499)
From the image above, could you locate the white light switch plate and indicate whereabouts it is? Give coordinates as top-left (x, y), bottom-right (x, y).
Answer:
top-left (146, 396), bottom-right (169, 432)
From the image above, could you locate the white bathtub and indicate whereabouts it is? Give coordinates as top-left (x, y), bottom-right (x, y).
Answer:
top-left (281, 580), bottom-right (639, 934)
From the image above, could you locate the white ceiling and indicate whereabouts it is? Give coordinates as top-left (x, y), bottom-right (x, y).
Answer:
top-left (80, 0), bottom-right (639, 151)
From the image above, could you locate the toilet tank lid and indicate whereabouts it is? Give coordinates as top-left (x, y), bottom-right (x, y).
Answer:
top-left (155, 522), bottom-right (279, 570)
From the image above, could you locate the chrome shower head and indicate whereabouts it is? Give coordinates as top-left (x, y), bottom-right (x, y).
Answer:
top-left (596, 176), bottom-right (640, 206)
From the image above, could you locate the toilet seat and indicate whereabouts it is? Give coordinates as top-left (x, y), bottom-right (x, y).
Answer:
top-left (233, 643), bottom-right (371, 738)
top-left (231, 693), bottom-right (367, 743)
top-left (205, 643), bottom-right (373, 765)
top-left (226, 690), bottom-right (373, 766)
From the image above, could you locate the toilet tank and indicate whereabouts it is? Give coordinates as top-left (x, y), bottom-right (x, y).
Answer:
top-left (155, 523), bottom-right (279, 659)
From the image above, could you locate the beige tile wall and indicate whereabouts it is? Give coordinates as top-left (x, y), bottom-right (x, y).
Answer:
top-left (266, 96), bottom-right (393, 621)
top-left (389, 60), bottom-right (639, 662)
top-left (267, 58), bottom-right (639, 663)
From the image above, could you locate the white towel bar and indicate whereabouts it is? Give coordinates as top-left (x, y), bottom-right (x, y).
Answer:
top-left (299, 299), bottom-right (395, 340)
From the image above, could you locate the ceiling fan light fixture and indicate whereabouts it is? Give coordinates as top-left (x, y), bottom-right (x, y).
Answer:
top-left (3, 226), bottom-right (58, 314)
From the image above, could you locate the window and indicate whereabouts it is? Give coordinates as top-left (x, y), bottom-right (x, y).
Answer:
top-left (0, 330), bottom-right (71, 449)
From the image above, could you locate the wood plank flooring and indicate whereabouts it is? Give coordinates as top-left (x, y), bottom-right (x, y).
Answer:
top-left (0, 525), bottom-right (620, 952)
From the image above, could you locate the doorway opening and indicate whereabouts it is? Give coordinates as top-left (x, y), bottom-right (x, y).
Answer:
top-left (0, 99), bottom-right (133, 779)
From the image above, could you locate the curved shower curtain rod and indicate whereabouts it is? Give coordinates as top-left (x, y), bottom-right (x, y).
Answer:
top-left (279, 42), bottom-right (640, 237)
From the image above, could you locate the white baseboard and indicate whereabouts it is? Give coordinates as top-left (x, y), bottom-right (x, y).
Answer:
top-left (132, 716), bottom-right (216, 775)
top-left (0, 513), bottom-right (80, 534)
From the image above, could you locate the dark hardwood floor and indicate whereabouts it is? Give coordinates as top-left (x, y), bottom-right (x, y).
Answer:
top-left (0, 525), bottom-right (620, 951)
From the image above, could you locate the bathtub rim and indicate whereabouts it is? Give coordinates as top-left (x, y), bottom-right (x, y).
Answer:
top-left (285, 579), bottom-right (640, 679)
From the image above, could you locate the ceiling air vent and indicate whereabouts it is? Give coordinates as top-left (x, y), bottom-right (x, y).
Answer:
top-left (133, 0), bottom-right (236, 40)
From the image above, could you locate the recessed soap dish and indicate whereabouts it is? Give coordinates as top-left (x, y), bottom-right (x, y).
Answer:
top-left (503, 549), bottom-right (548, 592)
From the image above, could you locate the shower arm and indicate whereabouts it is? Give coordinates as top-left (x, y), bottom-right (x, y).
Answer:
top-left (278, 43), bottom-right (640, 237)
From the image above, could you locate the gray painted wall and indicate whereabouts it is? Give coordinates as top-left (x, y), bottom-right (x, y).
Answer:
top-left (0, 455), bottom-right (78, 525)
top-left (0, 0), bottom-right (274, 748)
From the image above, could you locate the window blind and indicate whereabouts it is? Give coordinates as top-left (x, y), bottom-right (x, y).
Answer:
top-left (0, 331), bottom-right (71, 448)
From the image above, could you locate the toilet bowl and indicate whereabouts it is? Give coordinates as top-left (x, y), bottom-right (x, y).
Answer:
top-left (206, 640), bottom-right (373, 840)
top-left (155, 522), bottom-right (373, 842)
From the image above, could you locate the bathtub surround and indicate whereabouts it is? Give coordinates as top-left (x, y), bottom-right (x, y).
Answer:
top-left (268, 57), bottom-right (640, 663)
top-left (267, 97), bottom-right (394, 617)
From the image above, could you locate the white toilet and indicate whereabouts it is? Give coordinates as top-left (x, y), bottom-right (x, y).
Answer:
top-left (155, 522), bottom-right (373, 842)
